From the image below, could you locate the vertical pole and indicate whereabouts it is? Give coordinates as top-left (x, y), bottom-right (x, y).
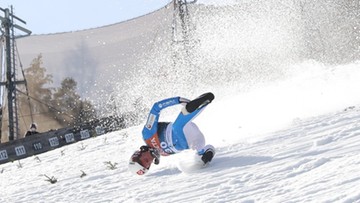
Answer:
top-left (10, 6), bottom-right (19, 139)
top-left (0, 7), bottom-right (31, 142)
top-left (3, 8), bottom-right (15, 140)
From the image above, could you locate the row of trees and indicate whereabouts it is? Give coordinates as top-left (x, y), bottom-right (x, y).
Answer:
top-left (19, 54), bottom-right (96, 128)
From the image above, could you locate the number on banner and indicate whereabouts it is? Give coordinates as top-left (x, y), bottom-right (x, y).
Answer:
top-left (48, 137), bottom-right (59, 147)
top-left (15, 146), bottom-right (26, 156)
top-left (33, 142), bottom-right (43, 151)
top-left (0, 150), bottom-right (8, 161)
top-left (80, 129), bottom-right (90, 139)
top-left (95, 126), bottom-right (105, 135)
top-left (65, 133), bottom-right (75, 143)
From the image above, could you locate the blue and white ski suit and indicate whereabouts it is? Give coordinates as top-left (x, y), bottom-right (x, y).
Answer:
top-left (142, 97), bottom-right (211, 156)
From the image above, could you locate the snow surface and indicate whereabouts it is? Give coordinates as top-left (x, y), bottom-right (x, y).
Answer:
top-left (1, 61), bottom-right (360, 202)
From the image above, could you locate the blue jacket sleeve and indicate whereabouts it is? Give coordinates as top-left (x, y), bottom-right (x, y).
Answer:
top-left (142, 97), bottom-right (180, 140)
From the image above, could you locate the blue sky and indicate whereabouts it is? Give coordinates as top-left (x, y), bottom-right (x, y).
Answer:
top-left (0, 0), bottom-right (171, 34)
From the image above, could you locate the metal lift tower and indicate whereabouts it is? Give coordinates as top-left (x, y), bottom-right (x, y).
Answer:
top-left (0, 6), bottom-right (31, 142)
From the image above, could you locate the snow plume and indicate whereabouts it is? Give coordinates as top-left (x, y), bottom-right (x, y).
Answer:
top-left (113, 0), bottom-right (359, 128)
top-left (114, 1), bottom-right (299, 123)
top-left (198, 60), bottom-right (360, 146)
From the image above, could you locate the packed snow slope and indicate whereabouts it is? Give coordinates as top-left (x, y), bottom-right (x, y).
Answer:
top-left (1, 61), bottom-right (360, 202)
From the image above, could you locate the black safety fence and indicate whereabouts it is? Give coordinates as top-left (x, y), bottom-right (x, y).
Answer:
top-left (0, 117), bottom-right (124, 165)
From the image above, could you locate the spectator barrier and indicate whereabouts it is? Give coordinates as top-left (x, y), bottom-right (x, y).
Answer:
top-left (0, 125), bottom-right (107, 165)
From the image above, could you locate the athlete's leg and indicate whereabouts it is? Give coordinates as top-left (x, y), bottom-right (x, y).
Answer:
top-left (183, 122), bottom-right (206, 151)
top-left (179, 122), bottom-right (216, 164)
top-left (171, 92), bottom-right (214, 153)
top-left (173, 107), bottom-right (205, 131)
top-left (185, 124), bottom-right (215, 164)
top-left (173, 92), bottom-right (214, 129)
top-left (171, 108), bottom-right (205, 150)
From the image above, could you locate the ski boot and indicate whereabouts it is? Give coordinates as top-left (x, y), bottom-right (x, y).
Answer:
top-left (182, 92), bottom-right (215, 115)
top-left (201, 148), bottom-right (215, 165)
top-left (198, 145), bottom-right (215, 165)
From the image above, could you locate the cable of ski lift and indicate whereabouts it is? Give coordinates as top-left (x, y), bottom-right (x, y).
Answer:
top-left (16, 89), bottom-right (76, 120)
top-left (14, 39), bottom-right (34, 124)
